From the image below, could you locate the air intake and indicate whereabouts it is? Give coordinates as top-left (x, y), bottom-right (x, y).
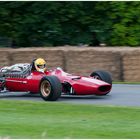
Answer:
top-left (98, 85), bottom-right (111, 92)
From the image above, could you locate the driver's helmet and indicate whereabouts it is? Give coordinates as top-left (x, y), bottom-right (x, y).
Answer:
top-left (34, 58), bottom-right (47, 73)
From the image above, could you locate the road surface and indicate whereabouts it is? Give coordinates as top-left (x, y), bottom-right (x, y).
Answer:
top-left (0, 84), bottom-right (140, 107)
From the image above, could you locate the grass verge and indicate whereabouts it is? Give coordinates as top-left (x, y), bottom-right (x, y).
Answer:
top-left (0, 100), bottom-right (140, 139)
top-left (113, 81), bottom-right (140, 84)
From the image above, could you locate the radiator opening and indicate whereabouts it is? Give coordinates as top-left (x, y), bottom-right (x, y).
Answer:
top-left (98, 85), bottom-right (111, 92)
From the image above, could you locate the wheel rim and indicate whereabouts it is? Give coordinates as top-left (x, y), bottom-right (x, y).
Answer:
top-left (41, 80), bottom-right (51, 97)
top-left (94, 75), bottom-right (101, 80)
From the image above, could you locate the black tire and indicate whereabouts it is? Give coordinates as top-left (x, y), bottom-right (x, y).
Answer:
top-left (40, 76), bottom-right (62, 101)
top-left (90, 70), bottom-right (112, 85)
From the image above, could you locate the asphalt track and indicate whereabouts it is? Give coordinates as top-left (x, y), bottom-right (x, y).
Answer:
top-left (0, 84), bottom-right (140, 107)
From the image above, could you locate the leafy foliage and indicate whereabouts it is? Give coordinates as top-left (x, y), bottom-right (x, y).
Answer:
top-left (0, 1), bottom-right (140, 47)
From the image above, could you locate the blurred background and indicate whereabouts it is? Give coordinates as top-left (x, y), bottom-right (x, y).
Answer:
top-left (0, 1), bottom-right (140, 48)
top-left (0, 1), bottom-right (140, 82)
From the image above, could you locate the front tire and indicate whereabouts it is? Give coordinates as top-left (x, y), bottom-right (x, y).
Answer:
top-left (40, 76), bottom-right (62, 101)
top-left (90, 70), bottom-right (112, 85)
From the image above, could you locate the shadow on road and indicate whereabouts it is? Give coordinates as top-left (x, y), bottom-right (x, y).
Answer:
top-left (0, 92), bottom-right (111, 101)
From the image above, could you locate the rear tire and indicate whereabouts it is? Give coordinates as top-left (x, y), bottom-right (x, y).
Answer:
top-left (90, 70), bottom-right (112, 85)
top-left (40, 76), bottom-right (62, 101)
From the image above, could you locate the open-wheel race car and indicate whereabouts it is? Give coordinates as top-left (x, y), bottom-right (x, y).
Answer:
top-left (0, 58), bottom-right (112, 101)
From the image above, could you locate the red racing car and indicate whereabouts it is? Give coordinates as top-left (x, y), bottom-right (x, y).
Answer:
top-left (0, 58), bottom-right (112, 101)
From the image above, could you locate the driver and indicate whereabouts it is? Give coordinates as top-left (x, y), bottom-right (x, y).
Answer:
top-left (33, 58), bottom-right (47, 73)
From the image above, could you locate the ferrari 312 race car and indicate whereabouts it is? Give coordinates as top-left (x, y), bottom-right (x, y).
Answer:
top-left (0, 63), bottom-right (112, 101)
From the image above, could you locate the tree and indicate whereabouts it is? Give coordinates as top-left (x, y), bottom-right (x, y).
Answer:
top-left (0, 1), bottom-right (140, 47)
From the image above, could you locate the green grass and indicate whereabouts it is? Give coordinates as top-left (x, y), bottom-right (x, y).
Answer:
top-left (113, 81), bottom-right (140, 84)
top-left (0, 100), bottom-right (140, 139)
